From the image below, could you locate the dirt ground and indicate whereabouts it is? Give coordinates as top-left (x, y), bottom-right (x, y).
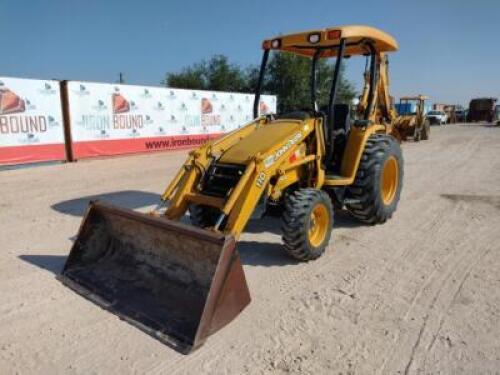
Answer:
top-left (1, 124), bottom-right (499, 374)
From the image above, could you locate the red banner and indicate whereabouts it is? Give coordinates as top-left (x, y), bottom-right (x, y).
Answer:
top-left (72, 133), bottom-right (223, 158)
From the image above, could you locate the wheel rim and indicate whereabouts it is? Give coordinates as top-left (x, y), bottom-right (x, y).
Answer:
top-left (381, 156), bottom-right (399, 205)
top-left (308, 204), bottom-right (329, 247)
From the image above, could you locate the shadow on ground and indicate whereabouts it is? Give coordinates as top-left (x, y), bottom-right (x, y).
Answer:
top-left (19, 255), bottom-right (66, 274)
top-left (238, 241), bottom-right (298, 267)
top-left (18, 243), bottom-right (292, 275)
top-left (458, 123), bottom-right (499, 128)
top-left (243, 209), bottom-right (361, 236)
top-left (23, 206), bottom-right (361, 273)
top-left (52, 190), bottom-right (161, 216)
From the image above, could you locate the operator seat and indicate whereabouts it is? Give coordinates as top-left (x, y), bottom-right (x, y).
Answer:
top-left (330, 104), bottom-right (351, 173)
top-left (332, 104), bottom-right (351, 134)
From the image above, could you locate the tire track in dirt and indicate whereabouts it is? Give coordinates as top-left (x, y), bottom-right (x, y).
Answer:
top-left (2, 125), bottom-right (500, 374)
top-left (158, 128), bottom-right (491, 375)
top-left (379, 200), bottom-right (499, 374)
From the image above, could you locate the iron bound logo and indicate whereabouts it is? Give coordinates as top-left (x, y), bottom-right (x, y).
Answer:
top-left (0, 86), bottom-right (48, 143)
top-left (260, 101), bottom-right (270, 115)
top-left (112, 93), bottom-right (130, 114)
top-left (111, 93), bottom-right (144, 133)
top-left (0, 87), bottom-right (26, 115)
top-left (201, 98), bottom-right (213, 114)
top-left (201, 98), bottom-right (221, 127)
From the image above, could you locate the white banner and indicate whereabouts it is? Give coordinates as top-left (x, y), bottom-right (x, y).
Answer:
top-left (0, 76), bottom-right (65, 164)
top-left (66, 81), bottom-right (276, 158)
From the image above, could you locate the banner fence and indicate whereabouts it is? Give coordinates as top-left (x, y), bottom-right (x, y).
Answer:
top-left (0, 77), bottom-right (66, 165)
top-left (0, 77), bottom-right (277, 165)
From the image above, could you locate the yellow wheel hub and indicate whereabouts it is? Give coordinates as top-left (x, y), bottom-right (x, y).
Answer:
top-left (308, 204), bottom-right (329, 247)
top-left (381, 156), bottom-right (399, 205)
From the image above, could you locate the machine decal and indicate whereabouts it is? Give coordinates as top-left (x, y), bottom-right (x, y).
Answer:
top-left (263, 131), bottom-right (302, 169)
top-left (256, 172), bottom-right (266, 188)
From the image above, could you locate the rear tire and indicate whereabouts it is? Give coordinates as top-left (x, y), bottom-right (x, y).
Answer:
top-left (345, 134), bottom-right (403, 224)
top-left (281, 189), bottom-right (333, 261)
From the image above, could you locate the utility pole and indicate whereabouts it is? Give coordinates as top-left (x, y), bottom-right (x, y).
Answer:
top-left (118, 72), bottom-right (124, 84)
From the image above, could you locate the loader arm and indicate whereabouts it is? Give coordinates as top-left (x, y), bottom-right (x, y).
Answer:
top-left (162, 118), bottom-right (319, 239)
top-left (377, 53), bottom-right (399, 123)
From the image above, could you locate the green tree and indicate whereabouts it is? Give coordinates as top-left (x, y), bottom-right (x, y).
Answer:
top-left (263, 52), bottom-right (356, 113)
top-left (161, 52), bottom-right (356, 113)
top-left (162, 55), bottom-right (248, 92)
top-left (164, 63), bottom-right (205, 90)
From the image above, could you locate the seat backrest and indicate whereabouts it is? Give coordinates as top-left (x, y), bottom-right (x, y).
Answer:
top-left (332, 104), bottom-right (350, 133)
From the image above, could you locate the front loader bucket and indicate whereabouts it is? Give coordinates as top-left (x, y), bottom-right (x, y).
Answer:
top-left (58, 201), bottom-right (250, 354)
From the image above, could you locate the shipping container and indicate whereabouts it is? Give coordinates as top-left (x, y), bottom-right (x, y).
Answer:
top-left (467, 98), bottom-right (497, 122)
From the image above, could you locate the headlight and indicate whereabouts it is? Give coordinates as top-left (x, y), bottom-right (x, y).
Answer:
top-left (271, 39), bottom-right (281, 49)
top-left (308, 33), bottom-right (321, 44)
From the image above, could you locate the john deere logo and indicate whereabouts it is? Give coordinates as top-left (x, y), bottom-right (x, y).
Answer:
top-left (20, 132), bottom-right (40, 144)
top-left (47, 116), bottom-right (60, 127)
top-left (128, 128), bottom-right (140, 137)
top-left (141, 88), bottom-right (152, 98)
top-left (39, 82), bottom-right (56, 95)
top-left (93, 99), bottom-right (108, 111)
top-left (74, 84), bottom-right (90, 96)
top-left (145, 115), bottom-right (152, 124)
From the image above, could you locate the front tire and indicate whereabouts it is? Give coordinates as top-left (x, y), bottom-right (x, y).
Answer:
top-left (281, 189), bottom-right (333, 261)
top-left (421, 119), bottom-right (430, 140)
top-left (345, 134), bottom-right (404, 224)
top-left (414, 126), bottom-right (421, 142)
top-left (189, 204), bottom-right (219, 228)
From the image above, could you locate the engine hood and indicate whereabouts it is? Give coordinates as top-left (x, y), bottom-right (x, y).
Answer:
top-left (218, 120), bottom-right (304, 165)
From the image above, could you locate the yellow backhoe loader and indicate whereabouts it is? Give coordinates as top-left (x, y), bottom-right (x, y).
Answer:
top-left (391, 95), bottom-right (430, 141)
top-left (60, 25), bottom-right (404, 353)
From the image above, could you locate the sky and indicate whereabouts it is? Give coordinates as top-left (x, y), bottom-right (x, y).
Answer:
top-left (0, 0), bottom-right (498, 105)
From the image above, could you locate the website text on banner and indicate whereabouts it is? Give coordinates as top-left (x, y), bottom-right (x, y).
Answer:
top-left (0, 77), bottom-right (65, 165)
top-left (67, 81), bottom-right (277, 159)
